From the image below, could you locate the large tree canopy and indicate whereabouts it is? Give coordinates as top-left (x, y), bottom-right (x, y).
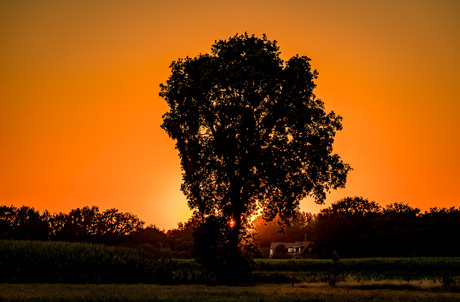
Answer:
top-left (160, 33), bottom-right (351, 230)
top-left (160, 34), bottom-right (351, 281)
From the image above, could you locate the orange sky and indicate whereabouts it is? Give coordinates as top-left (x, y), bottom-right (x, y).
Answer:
top-left (1, 0), bottom-right (459, 229)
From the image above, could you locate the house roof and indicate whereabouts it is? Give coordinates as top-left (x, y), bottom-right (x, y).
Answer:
top-left (270, 241), bottom-right (312, 250)
top-left (270, 241), bottom-right (313, 255)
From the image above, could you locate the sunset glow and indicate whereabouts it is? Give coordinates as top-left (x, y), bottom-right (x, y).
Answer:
top-left (1, 1), bottom-right (459, 229)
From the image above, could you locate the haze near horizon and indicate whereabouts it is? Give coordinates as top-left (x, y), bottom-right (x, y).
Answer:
top-left (1, 0), bottom-right (459, 229)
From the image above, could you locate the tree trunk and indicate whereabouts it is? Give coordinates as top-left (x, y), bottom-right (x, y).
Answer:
top-left (222, 177), bottom-right (250, 283)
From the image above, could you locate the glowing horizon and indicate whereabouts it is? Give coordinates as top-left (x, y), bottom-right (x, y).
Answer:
top-left (1, 1), bottom-right (459, 229)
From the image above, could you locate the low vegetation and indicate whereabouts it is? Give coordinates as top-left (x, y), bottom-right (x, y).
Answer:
top-left (1, 283), bottom-right (460, 302)
top-left (0, 240), bottom-right (204, 284)
top-left (1, 200), bottom-right (459, 300)
top-left (1, 240), bottom-right (459, 301)
top-left (253, 258), bottom-right (460, 285)
top-left (1, 240), bottom-right (459, 287)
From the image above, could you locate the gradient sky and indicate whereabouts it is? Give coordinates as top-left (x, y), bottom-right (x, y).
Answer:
top-left (1, 0), bottom-right (459, 229)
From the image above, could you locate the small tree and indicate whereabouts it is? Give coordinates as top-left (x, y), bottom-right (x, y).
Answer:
top-left (160, 33), bottom-right (351, 281)
top-left (320, 196), bottom-right (381, 217)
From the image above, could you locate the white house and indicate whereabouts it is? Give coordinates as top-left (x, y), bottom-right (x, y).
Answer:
top-left (269, 240), bottom-right (314, 258)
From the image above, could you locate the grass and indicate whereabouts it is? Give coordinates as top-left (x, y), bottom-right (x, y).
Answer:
top-left (1, 240), bottom-right (460, 300)
top-left (253, 258), bottom-right (460, 283)
top-left (0, 282), bottom-right (459, 302)
top-left (254, 257), bottom-right (460, 274)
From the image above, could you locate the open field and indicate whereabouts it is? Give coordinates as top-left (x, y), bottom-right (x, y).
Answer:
top-left (253, 258), bottom-right (460, 283)
top-left (1, 282), bottom-right (460, 302)
top-left (1, 240), bottom-right (460, 300)
top-left (1, 240), bottom-right (460, 285)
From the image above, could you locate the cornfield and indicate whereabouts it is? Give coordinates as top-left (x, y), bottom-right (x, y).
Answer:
top-left (0, 240), bottom-right (203, 284)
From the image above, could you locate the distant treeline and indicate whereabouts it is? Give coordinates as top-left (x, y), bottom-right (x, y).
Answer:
top-left (0, 205), bottom-right (193, 258)
top-left (255, 197), bottom-right (460, 258)
top-left (310, 197), bottom-right (460, 258)
top-left (2, 197), bottom-right (460, 258)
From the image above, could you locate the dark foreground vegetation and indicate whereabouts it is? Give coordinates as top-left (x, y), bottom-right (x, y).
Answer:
top-left (1, 240), bottom-right (459, 301)
top-left (0, 240), bottom-right (201, 284)
top-left (1, 240), bottom-right (460, 301)
top-left (1, 240), bottom-right (459, 286)
top-left (1, 283), bottom-right (460, 302)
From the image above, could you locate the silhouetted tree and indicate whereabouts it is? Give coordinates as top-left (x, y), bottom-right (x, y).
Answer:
top-left (417, 207), bottom-right (460, 256)
top-left (166, 218), bottom-right (196, 257)
top-left (98, 208), bottom-right (145, 244)
top-left (0, 206), bottom-right (50, 240)
top-left (307, 197), bottom-right (460, 257)
top-left (15, 206), bottom-right (51, 240)
top-left (320, 196), bottom-right (381, 216)
top-left (309, 197), bottom-right (382, 257)
top-left (51, 206), bottom-right (101, 242)
top-left (160, 33), bottom-right (351, 281)
top-left (51, 206), bottom-right (144, 244)
top-left (0, 206), bottom-right (17, 239)
top-left (129, 225), bottom-right (166, 246)
top-left (383, 202), bottom-right (420, 216)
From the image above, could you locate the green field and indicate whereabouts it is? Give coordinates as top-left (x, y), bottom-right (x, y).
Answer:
top-left (253, 257), bottom-right (460, 283)
top-left (1, 240), bottom-right (460, 285)
top-left (1, 239), bottom-right (460, 302)
top-left (0, 240), bottom-right (205, 284)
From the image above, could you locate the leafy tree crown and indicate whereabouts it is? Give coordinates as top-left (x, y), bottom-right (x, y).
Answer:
top-left (160, 33), bottom-right (351, 227)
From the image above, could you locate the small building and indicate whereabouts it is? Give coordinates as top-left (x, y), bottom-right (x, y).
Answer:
top-left (269, 240), bottom-right (314, 258)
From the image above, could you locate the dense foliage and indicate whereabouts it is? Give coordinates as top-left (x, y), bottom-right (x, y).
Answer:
top-left (0, 205), bottom-right (192, 257)
top-left (2, 197), bottom-right (459, 260)
top-left (308, 197), bottom-right (460, 258)
top-left (160, 33), bottom-right (350, 281)
top-left (0, 205), bottom-right (144, 245)
top-left (2, 199), bottom-right (459, 261)
top-left (253, 197), bottom-right (460, 258)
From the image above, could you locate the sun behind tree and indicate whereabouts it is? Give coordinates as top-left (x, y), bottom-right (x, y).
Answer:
top-left (160, 33), bottom-right (351, 282)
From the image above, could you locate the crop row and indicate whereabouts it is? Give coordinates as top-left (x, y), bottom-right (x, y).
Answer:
top-left (1, 240), bottom-right (459, 284)
top-left (0, 240), bottom-right (204, 284)
top-left (254, 257), bottom-right (460, 273)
